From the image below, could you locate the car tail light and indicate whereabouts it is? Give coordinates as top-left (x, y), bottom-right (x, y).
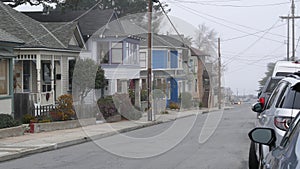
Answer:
top-left (274, 117), bottom-right (293, 131)
top-left (259, 97), bottom-right (265, 105)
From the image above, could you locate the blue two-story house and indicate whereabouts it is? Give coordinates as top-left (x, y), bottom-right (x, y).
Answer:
top-left (139, 34), bottom-right (188, 106)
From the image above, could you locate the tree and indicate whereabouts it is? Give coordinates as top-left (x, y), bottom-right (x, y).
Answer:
top-left (1, 0), bottom-right (51, 8)
top-left (194, 23), bottom-right (218, 58)
top-left (258, 62), bottom-right (275, 90)
top-left (72, 58), bottom-right (107, 104)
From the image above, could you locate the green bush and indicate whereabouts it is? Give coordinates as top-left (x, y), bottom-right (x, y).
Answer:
top-left (0, 114), bottom-right (20, 129)
top-left (199, 102), bottom-right (203, 109)
top-left (161, 110), bottom-right (169, 114)
top-left (141, 89), bottom-right (148, 101)
top-left (22, 114), bottom-right (35, 124)
top-left (169, 102), bottom-right (180, 110)
top-left (51, 94), bottom-right (76, 121)
top-left (180, 92), bottom-right (193, 109)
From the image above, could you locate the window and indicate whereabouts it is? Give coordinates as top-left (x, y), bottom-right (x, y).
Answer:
top-left (0, 59), bottom-right (8, 95)
top-left (69, 59), bottom-right (76, 91)
top-left (111, 42), bottom-right (123, 64)
top-left (278, 85), bottom-right (300, 109)
top-left (125, 43), bottom-right (139, 65)
top-left (117, 79), bottom-right (128, 93)
top-left (142, 79), bottom-right (147, 90)
top-left (23, 60), bottom-right (30, 92)
top-left (98, 41), bottom-right (109, 64)
top-left (178, 52), bottom-right (182, 68)
top-left (42, 62), bottom-right (51, 84)
top-left (265, 82), bottom-right (287, 109)
top-left (140, 52), bottom-right (146, 68)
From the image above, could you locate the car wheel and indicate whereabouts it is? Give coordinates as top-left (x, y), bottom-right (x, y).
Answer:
top-left (249, 141), bottom-right (259, 169)
top-left (258, 144), bottom-right (264, 169)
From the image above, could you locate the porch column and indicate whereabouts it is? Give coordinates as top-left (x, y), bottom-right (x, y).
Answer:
top-left (51, 55), bottom-right (55, 104)
top-left (36, 53), bottom-right (41, 104)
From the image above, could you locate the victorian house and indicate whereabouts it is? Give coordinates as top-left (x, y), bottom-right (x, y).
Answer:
top-left (0, 2), bottom-right (84, 117)
top-left (25, 7), bottom-right (142, 105)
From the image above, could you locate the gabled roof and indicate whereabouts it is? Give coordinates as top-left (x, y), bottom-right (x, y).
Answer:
top-left (0, 28), bottom-right (23, 44)
top-left (0, 1), bottom-right (75, 49)
top-left (139, 33), bottom-right (185, 48)
top-left (23, 8), bottom-right (122, 41)
top-left (42, 22), bottom-right (84, 49)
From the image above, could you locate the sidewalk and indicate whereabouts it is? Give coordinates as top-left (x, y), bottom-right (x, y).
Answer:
top-left (0, 107), bottom-right (223, 162)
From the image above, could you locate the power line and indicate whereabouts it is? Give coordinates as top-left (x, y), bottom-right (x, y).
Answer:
top-left (223, 19), bottom-right (282, 66)
top-left (225, 43), bottom-right (286, 74)
top-left (170, 1), bottom-right (287, 43)
top-left (171, 0), bottom-right (292, 8)
top-left (222, 23), bottom-right (286, 42)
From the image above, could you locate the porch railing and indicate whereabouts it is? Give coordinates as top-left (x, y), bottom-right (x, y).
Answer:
top-left (29, 91), bottom-right (55, 106)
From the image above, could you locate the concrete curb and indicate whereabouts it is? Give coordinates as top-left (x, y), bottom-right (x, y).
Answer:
top-left (0, 110), bottom-right (218, 162)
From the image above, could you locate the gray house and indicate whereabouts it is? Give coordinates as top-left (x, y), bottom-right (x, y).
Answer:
top-left (0, 2), bottom-right (84, 114)
top-left (24, 7), bottom-right (142, 105)
top-left (0, 29), bottom-right (23, 116)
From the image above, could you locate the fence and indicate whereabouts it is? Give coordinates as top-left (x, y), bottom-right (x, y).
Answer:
top-left (33, 104), bottom-right (56, 117)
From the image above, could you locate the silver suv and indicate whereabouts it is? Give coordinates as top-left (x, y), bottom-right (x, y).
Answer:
top-left (249, 73), bottom-right (300, 169)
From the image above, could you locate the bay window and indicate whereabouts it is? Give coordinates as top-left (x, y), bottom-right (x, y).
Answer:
top-left (0, 59), bottom-right (8, 95)
top-left (111, 42), bottom-right (123, 64)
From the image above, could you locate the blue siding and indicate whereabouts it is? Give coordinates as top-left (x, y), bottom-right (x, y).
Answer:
top-left (170, 51), bottom-right (178, 68)
top-left (152, 50), bottom-right (167, 69)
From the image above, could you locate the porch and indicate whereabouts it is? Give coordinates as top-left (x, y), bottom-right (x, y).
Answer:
top-left (13, 51), bottom-right (76, 107)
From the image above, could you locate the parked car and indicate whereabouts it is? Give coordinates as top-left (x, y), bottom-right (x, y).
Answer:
top-left (248, 110), bottom-right (300, 169)
top-left (249, 73), bottom-right (300, 169)
top-left (257, 76), bottom-right (283, 107)
top-left (272, 60), bottom-right (300, 77)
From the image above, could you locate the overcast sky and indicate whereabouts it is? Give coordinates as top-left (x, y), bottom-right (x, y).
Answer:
top-left (15, 0), bottom-right (296, 95)
top-left (164, 0), bottom-right (294, 95)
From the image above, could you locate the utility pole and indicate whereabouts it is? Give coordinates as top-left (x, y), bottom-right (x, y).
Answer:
top-left (287, 15), bottom-right (290, 61)
top-left (218, 38), bottom-right (221, 109)
top-left (280, 0), bottom-right (300, 61)
top-left (147, 0), bottom-right (153, 121)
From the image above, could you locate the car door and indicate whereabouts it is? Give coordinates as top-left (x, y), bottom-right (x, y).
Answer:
top-left (258, 81), bottom-right (288, 128)
top-left (264, 113), bottom-right (300, 169)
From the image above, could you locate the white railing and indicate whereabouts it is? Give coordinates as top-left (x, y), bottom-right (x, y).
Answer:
top-left (29, 91), bottom-right (55, 106)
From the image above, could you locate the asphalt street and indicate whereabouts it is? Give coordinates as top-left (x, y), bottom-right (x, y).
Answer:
top-left (0, 103), bottom-right (256, 169)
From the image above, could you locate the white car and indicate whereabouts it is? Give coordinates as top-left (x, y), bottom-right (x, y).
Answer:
top-left (272, 61), bottom-right (300, 77)
top-left (249, 73), bottom-right (300, 169)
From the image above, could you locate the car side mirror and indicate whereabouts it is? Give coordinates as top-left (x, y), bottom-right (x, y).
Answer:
top-left (252, 102), bottom-right (263, 113)
top-left (248, 128), bottom-right (276, 147)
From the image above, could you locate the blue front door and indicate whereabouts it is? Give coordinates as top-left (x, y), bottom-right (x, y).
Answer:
top-left (167, 78), bottom-right (178, 106)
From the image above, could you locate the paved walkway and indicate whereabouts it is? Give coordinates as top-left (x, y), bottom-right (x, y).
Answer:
top-left (0, 108), bottom-right (222, 162)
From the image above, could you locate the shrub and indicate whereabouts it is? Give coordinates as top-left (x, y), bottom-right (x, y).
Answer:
top-left (180, 92), bottom-right (193, 109)
top-left (97, 96), bottom-right (119, 119)
top-left (22, 114), bottom-right (35, 124)
top-left (161, 110), bottom-right (169, 114)
top-left (51, 94), bottom-right (76, 121)
top-left (141, 89), bottom-right (148, 101)
top-left (113, 93), bottom-right (142, 120)
top-left (169, 102), bottom-right (180, 110)
top-left (0, 114), bottom-right (20, 129)
top-left (199, 102), bottom-right (203, 109)
top-left (128, 89), bottom-right (135, 105)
